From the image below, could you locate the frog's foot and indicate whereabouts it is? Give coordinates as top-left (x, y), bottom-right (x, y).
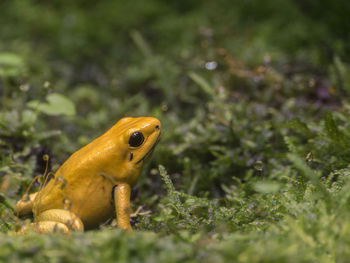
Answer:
top-left (17, 221), bottom-right (70, 234)
top-left (29, 209), bottom-right (84, 234)
top-left (14, 192), bottom-right (38, 217)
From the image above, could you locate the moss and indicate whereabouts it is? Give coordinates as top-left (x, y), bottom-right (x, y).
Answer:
top-left (1, 0), bottom-right (350, 261)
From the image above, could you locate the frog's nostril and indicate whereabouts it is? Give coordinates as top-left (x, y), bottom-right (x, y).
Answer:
top-left (155, 125), bottom-right (160, 130)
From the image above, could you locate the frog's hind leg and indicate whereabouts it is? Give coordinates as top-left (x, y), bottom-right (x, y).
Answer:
top-left (14, 192), bottom-right (38, 217)
top-left (31, 209), bottom-right (84, 233)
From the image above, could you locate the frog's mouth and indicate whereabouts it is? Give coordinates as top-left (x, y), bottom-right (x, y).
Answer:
top-left (136, 132), bottom-right (161, 164)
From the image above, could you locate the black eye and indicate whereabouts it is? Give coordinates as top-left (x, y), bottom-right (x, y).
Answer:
top-left (128, 132), bottom-right (144, 147)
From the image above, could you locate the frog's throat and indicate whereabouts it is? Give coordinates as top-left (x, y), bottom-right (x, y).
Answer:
top-left (136, 133), bottom-right (161, 164)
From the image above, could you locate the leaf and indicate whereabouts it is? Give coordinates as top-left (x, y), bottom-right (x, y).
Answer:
top-left (253, 181), bottom-right (281, 194)
top-left (130, 30), bottom-right (153, 58)
top-left (324, 111), bottom-right (348, 146)
top-left (0, 52), bottom-right (25, 77)
top-left (0, 53), bottom-right (23, 66)
top-left (21, 110), bottom-right (37, 125)
top-left (287, 153), bottom-right (330, 204)
top-left (188, 71), bottom-right (214, 96)
top-left (287, 118), bottom-right (315, 138)
top-left (27, 93), bottom-right (76, 116)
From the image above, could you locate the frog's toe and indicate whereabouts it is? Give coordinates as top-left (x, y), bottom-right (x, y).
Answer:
top-left (15, 221), bottom-right (69, 234)
top-left (34, 209), bottom-right (84, 232)
top-left (32, 221), bottom-right (70, 233)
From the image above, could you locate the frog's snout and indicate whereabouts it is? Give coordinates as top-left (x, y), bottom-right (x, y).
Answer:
top-left (152, 119), bottom-right (161, 140)
top-left (149, 117), bottom-right (161, 132)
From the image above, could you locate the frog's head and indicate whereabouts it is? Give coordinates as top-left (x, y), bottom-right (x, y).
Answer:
top-left (106, 117), bottom-right (161, 182)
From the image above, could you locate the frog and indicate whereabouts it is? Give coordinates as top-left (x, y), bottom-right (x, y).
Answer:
top-left (14, 117), bottom-right (161, 233)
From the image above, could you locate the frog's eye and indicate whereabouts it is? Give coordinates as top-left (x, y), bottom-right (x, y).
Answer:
top-left (128, 132), bottom-right (144, 147)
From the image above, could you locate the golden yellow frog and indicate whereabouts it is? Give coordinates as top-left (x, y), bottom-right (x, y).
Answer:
top-left (15, 117), bottom-right (161, 233)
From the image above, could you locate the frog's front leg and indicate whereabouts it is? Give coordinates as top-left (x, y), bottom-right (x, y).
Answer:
top-left (30, 209), bottom-right (84, 233)
top-left (114, 183), bottom-right (132, 231)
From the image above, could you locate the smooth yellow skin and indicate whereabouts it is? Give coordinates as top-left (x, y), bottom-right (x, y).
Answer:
top-left (15, 117), bottom-right (161, 233)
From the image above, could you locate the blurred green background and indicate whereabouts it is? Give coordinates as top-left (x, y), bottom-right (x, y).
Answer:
top-left (1, 0), bottom-right (350, 262)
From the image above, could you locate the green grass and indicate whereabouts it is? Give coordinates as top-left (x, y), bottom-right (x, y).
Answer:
top-left (1, 0), bottom-right (350, 262)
